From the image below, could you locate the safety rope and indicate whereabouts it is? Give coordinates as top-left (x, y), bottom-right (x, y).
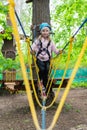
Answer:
top-left (8, 1), bottom-right (41, 129)
top-left (62, 18), bottom-right (87, 51)
top-left (15, 10), bottom-right (32, 50)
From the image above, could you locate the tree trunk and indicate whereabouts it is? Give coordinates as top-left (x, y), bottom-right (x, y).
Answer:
top-left (33, 0), bottom-right (50, 24)
top-left (32, 0), bottom-right (50, 38)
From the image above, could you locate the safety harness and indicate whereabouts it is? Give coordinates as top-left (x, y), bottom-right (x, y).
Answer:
top-left (36, 40), bottom-right (51, 59)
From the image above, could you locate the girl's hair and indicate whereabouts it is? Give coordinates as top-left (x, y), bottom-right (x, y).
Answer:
top-left (38, 34), bottom-right (51, 41)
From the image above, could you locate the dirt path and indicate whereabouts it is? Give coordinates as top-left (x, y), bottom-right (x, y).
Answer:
top-left (0, 88), bottom-right (87, 130)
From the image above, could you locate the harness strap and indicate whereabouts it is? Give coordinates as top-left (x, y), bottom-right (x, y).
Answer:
top-left (36, 40), bottom-right (51, 59)
top-left (45, 41), bottom-right (51, 59)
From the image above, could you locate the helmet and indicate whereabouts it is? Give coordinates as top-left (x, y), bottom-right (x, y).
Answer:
top-left (39, 22), bottom-right (51, 31)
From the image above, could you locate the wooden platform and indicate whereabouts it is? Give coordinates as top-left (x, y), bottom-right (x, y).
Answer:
top-left (0, 78), bottom-right (69, 92)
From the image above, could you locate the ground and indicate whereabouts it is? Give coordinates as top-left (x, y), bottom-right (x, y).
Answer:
top-left (0, 88), bottom-right (87, 130)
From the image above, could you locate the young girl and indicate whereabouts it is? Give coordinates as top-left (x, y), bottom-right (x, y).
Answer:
top-left (31, 22), bottom-right (61, 97)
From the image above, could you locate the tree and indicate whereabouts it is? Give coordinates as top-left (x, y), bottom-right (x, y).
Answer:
top-left (26, 0), bottom-right (50, 38)
top-left (51, 0), bottom-right (87, 68)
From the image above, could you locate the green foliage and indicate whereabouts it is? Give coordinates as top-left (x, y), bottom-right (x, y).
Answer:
top-left (0, 2), bottom-right (12, 41)
top-left (19, 2), bottom-right (32, 36)
top-left (0, 26), bottom-right (12, 41)
top-left (51, 0), bottom-right (87, 69)
top-left (0, 53), bottom-right (20, 72)
top-left (0, 2), bottom-right (8, 15)
top-left (0, 0), bottom-right (87, 81)
top-left (72, 82), bottom-right (87, 88)
top-left (64, 103), bottom-right (73, 112)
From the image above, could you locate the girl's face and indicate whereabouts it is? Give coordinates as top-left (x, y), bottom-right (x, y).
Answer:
top-left (41, 27), bottom-right (50, 38)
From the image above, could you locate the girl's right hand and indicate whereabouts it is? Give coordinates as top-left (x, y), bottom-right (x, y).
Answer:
top-left (31, 50), bottom-right (36, 55)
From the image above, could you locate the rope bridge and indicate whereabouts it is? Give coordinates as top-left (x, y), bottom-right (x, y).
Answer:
top-left (7, 0), bottom-right (87, 129)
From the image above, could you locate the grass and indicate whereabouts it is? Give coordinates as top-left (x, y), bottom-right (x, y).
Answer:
top-left (72, 82), bottom-right (87, 88)
top-left (64, 103), bottom-right (73, 112)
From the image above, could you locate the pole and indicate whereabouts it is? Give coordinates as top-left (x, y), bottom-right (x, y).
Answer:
top-left (41, 99), bottom-right (46, 130)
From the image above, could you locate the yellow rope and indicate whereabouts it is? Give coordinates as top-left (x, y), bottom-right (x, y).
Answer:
top-left (26, 39), bottom-right (43, 108)
top-left (8, 1), bottom-right (40, 129)
top-left (46, 50), bottom-right (64, 91)
top-left (46, 53), bottom-right (62, 96)
top-left (47, 37), bottom-right (87, 130)
top-left (46, 37), bottom-right (73, 109)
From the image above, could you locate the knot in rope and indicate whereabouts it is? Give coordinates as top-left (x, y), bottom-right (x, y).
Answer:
top-left (59, 50), bottom-right (63, 54)
top-left (26, 37), bottom-right (30, 43)
top-left (42, 106), bottom-right (46, 111)
top-left (70, 37), bottom-right (74, 43)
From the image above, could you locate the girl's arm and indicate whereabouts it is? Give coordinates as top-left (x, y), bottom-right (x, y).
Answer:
top-left (51, 42), bottom-right (62, 55)
top-left (31, 39), bottom-right (38, 54)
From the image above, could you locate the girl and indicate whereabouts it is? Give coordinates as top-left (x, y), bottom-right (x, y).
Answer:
top-left (31, 22), bottom-right (62, 97)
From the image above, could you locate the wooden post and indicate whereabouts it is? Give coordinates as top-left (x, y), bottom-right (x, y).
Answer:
top-left (26, 0), bottom-right (50, 39)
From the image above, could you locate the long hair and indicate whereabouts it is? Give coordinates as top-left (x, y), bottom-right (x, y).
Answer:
top-left (38, 34), bottom-right (51, 41)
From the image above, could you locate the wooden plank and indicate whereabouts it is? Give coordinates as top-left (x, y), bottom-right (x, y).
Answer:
top-left (0, 77), bottom-right (69, 91)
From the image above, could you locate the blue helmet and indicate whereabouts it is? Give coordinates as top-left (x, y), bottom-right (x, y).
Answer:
top-left (39, 22), bottom-right (51, 31)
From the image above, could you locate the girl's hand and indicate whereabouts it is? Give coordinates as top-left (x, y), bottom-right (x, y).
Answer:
top-left (58, 49), bottom-right (64, 54)
top-left (59, 49), bottom-right (65, 54)
top-left (31, 50), bottom-right (36, 55)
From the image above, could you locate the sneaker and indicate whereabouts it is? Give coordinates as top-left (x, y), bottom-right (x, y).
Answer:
top-left (38, 80), bottom-right (43, 90)
top-left (38, 81), bottom-right (47, 99)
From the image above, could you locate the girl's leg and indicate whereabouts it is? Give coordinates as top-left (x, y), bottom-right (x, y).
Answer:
top-left (43, 60), bottom-right (50, 88)
top-left (36, 59), bottom-right (45, 80)
top-left (36, 59), bottom-right (47, 97)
